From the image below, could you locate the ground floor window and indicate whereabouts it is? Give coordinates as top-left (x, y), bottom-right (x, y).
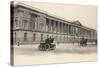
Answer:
top-left (33, 33), bottom-right (36, 41)
top-left (41, 34), bottom-right (43, 40)
top-left (14, 32), bottom-right (16, 43)
top-left (47, 35), bottom-right (49, 38)
top-left (24, 32), bottom-right (27, 41)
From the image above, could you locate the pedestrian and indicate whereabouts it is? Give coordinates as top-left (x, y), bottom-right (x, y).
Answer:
top-left (17, 41), bottom-right (20, 46)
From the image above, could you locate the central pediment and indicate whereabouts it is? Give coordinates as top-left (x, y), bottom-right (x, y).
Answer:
top-left (72, 20), bottom-right (82, 26)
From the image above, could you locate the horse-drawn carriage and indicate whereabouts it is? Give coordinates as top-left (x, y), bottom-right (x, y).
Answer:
top-left (38, 37), bottom-right (56, 51)
top-left (80, 37), bottom-right (88, 47)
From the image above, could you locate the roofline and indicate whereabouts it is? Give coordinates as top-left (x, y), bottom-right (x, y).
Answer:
top-left (13, 2), bottom-right (96, 31)
top-left (13, 3), bottom-right (77, 23)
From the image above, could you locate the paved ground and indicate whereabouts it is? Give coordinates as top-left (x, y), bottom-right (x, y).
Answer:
top-left (14, 43), bottom-right (97, 66)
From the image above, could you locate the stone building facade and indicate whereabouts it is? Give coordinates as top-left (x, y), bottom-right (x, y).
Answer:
top-left (11, 3), bottom-right (97, 45)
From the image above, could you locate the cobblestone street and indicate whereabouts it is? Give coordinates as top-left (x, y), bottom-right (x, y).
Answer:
top-left (14, 43), bottom-right (97, 66)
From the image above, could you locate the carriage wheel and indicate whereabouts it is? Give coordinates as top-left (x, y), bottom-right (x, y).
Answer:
top-left (54, 45), bottom-right (56, 50)
top-left (38, 45), bottom-right (42, 51)
top-left (45, 44), bottom-right (50, 51)
top-left (52, 45), bottom-right (56, 50)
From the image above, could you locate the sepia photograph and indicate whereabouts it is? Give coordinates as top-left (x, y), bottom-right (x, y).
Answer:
top-left (10, 0), bottom-right (97, 66)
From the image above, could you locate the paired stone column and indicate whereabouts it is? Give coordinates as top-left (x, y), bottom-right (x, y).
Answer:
top-left (46, 18), bottom-right (49, 32)
top-left (35, 16), bottom-right (38, 31)
top-left (53, 21), bottom-right (56, 33)
top-left (46, 19), bottom-right (51, 32)
top-left (57, 22), bottom-right (60, 33)
top-left (61, 23), bottom-right (64, 34)
top-left (64, 23), bottom-right (66, 42)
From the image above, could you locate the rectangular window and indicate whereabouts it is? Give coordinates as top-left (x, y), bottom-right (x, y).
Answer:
top-left (30, 15), bottom-right (36, 30)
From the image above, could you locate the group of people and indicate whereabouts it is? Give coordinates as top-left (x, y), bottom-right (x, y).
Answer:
top-left (40, 36), bottom-right (55, 47)
top-left (45, 37), bottom-right (54, 44)
top-left (16, 36), bottom-right (97, 47)
top-left (40, 36), bottom-right (54, 44)
top-left (80, 37), bottom-right (88, 47)
top-left (43, 36), bottom-right (88, 47)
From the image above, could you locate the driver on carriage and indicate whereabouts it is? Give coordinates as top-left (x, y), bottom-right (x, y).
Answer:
top-left (80, 37), bottom-right (88, 46)
top-left (45, 36), bottom-right (54, 46)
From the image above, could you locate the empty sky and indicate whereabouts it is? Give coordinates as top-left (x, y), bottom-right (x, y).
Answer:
top-left (14, 1), bottom-right (97, 30)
